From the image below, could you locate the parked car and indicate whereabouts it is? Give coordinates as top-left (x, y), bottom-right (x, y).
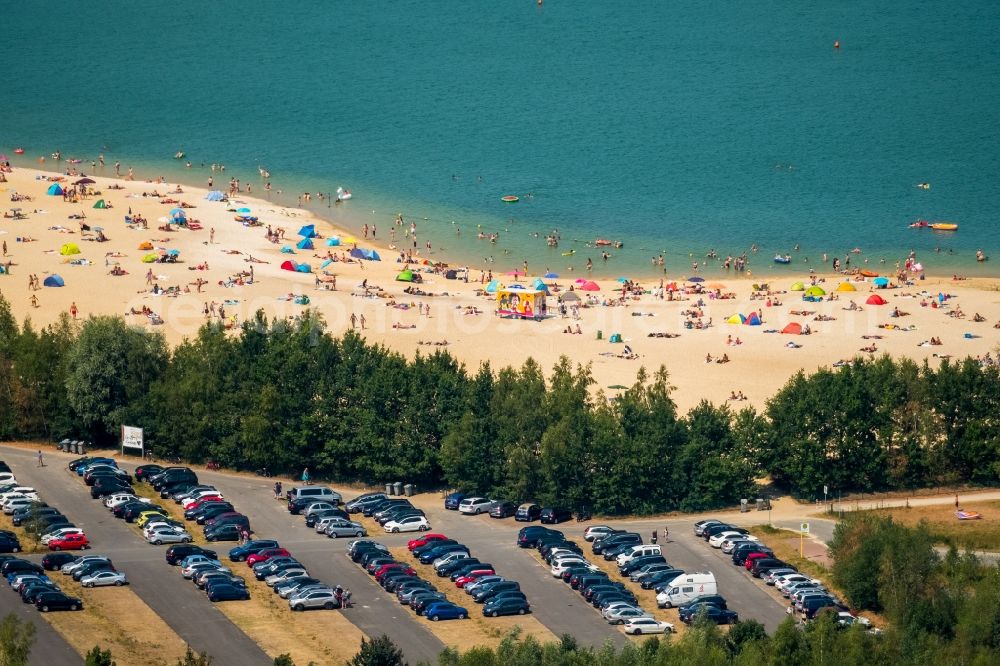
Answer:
top-left (425, 601), bottom-right (468, 621)
top-left (265, 568), bottom-right (310, 587)
top-left (41, 528), bottom-right (84, 545)
top-left (48, 534), bottom-right (89, 551)
top-left (583, 525), bottom-right (619, 542)
top-left (35, 591), bottom-right (83, 612)
top-left (228, 540), bottom-right (279, 562)
top-left (80, 570), bottom-right (128, 588)
top-left (443, 492), bottom-right (466, 510)
top-left (323, 520), bottom-right (367, 539)
top-left (204, 523), bottom-right (246, 542)
top-left (489, 501), bottom-right (518, 519)
top-left (514, 503), bottom-right (542, 522)
top-left (483, 596), bottom-right (530, 617)
top-left (42, 553), bottom-right (78, 571)
top-left (165, 545), bottom-right (217, 566)
top-left (146, 528), bottom-right (193, 545)
top-left (384, 515), bottom-right (431, 533)
top-left (208, 583), bottom-right (251, 602)
top-left (345, 492), bottom-right (387, 514)
top-left (408, 534), bottom-right (448, 551)
top-left (682, 604), bottom-right (739, 625)
top-left (457, 497), bottom-right (492, 515)
top-left (289, 587), bottom-right (341, 611)
top-left (246, 548), bottom-right (291, 567)
top-left (539, 507), bottom-right (573, 524)
top-left (604, 606), bottom-right (651, 624)
top-left (0, 534), bottom-right (22, 554)
top-left (623, 617), bottom-right (674, 635)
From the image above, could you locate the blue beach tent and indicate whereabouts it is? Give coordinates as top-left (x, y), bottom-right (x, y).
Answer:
top-left (280, 245), bottom-right (295, 254)
top-left (44, 274), bottom-right (65, 287)
top-left (298, 224), bottom-right (316, 238)
top-left (205, 191), bottom-right (225, 201)
top-left (296, 238), bottom-right (314, 250)
top-left (47, 184), bottom-right (64, 196)
top-left (326, 237), bottom-right (341, 247)
top-left (295, 263), bottom-right (312, 273)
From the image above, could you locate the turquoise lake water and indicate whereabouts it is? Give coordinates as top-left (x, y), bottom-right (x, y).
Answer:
top-left (4, 1), bottom-right (999, 277)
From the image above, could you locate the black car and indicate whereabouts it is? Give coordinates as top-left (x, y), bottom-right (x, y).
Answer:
top-left (484, 596), bottom-right (531, 617)
top-left (21, 582), bottom-right (59, 604)
top-left (363, 498), bottom-right (411, 518)
top-left (412, 539), bottom-right (458, 558)
top-left (204, 513), bottom-right (250, 529)
top-left (72, 561), bottom-right (115, 582)
top-left (619, 555), bottom-right (666, 576)
top-left (514, 503), bottom-right (542, 522)
top-left (134, 464), bottom-right (164, 482)
top-left (11, 507), bottom-right (62, 527)
top-left (35, 591), bottom-right (83, 612)
top-left (42, 553), bottom-right (78, 571)
top-left (91, 479), bottom-right (131, 499)
top-left (540, 507), bottom-right (573, 524)
top-left (274, 577), bottom-right (323, 596)
top-left (228, 540), bottom-right (280, 562)
top-left (351, 544), bottom-right (389, 564)
top-left (489, 501), bottom-right (518, 519)
top-left (0, 535), bottom-right (22, 554)
top-left (642, 568), bottom-right (685, 590)
top-left (345, 493), bottom-right (387, 513)
top-left (732, 544), bottom-right (773, 565)
top-left (419, 544), bottom-right (469, 565)
top-left (593, 532), bottom-right (641, 555)
top-left (436, 557), bottom-right (480, 577)
top-left (682, 605), bottom-right (738, 625)
top-left (207, 582), bottom-right (251, 602)
top-left (305, 508), bottom-right (348, 528)
top-left (702, 523), bottom-right (740, 541)
top-left (165, 544), bottom-right (218, 566)
top-left (571, 572), bottom-right (608, 590)
top-left (411, 592), bottom-right (448, 614)
top-left (473, 580), bottom-right (520, 603)
top-left (192, 504), bottom-right (237, 524)
top-left (204, 523), bottom-right (245, 542)
top-left (517, 526), bottom-right (559, 548)
top-left (1, 559), bottom-right (43, 577)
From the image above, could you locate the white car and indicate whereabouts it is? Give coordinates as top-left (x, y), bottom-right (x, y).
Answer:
top-left (2, 498), bottom-right (35, 515)
top-left (622, 617), bottom-right (674, 635)
top-left (384, 515), bottom-right (430, 533)
top-left (181, 561), bottom-right (228, 579)
top-left (80, 570), bottom-right (128, 587)
top-left (550, 557), bottom-right (588, 577)
top-left (146, 528), bottom-right (192, 545)
top-left (721, 538), bottom-right (757, 554)
top-left (708, 531), bottom-right (756, 548)
top-left (764, 568), bottom-right (799, 585)
top-left (458, 497), bottom-right (493, 515)
top-left (61, 556), bottom-right (110, 575)
top-left (41, 528), bottom-right (85, 545)
top-left (265, 568), bottom-right (309, 587)
top-left (584, 525), bottom-right (617, 542)
top-left (104, 493), bottom-right (138, 509)
top-left (10, 574), bottom-right (48, 591)
top-left (0, 473), bottom-right (16, 485)
top-left (1, 491), bottom-right (39, 506)
top-left (775, 574), bottom-right (820, 593)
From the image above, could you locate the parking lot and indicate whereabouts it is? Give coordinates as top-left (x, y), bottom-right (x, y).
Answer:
top-left (0, 444), bottom-right (791, 663)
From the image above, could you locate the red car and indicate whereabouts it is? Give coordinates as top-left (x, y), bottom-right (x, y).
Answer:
top-left (183, 496), bottom-right (224, 510)
top-left (375, 564), bottom-right (415, 582)
top-left (455, 569), bottom-right (495, 588)
top-left (407, 533), bottom-right (448, 551)
top-left (245, 547), bottom-right (290, 566)
top-left (48, 534), bottom-right (90, 551)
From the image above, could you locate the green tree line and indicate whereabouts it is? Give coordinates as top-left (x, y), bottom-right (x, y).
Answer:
top-left (1, 295), bottom-right (997, 511)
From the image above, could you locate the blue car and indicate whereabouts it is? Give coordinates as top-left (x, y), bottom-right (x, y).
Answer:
top-left (419, 544), bottom-right (469, 565)
top-left (424, 601), bottom-right (469, 621)
top-left (228, 540), bottom-right (280, 562)
top-left (77, 459), bottom-right (115, 476)
top-left (444, 493), bottom-right (466, 510)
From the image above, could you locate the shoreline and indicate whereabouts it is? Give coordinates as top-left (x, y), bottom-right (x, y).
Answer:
top-left (4, 150), bottom-right (998, 282)
top-left (2, 162), bottom-right (998, 412)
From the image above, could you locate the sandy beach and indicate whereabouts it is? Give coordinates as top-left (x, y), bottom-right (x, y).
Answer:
top-left (1, 165), bottom-right (998, 412)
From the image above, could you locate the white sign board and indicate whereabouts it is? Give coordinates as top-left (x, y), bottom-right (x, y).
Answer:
top-left (121, 426), bottom-right (144, 453)
top-left (800, 522), bottom-right (810, 534)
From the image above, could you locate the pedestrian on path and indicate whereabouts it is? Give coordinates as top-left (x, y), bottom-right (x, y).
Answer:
top-left (663, 526), bottom-right (669, 542)
top-left (955, 494), bottom-right (960, 508)
top-left (301, 467), bottom-right (310, 483)
top-left (36, 450), bottom-right (44, 467)
top-left (273, 481), bottom-right (283, 499)
top-left (650, 530), bottom-right (658, 545)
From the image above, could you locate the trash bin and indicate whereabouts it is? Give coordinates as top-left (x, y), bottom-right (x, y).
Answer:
top-left (79, 441), bottom-right (87, 454)
top-left (73, 442), bottom-right (82, 454)
top-left (404, 484), bottom-right (415, 497)
top-left (393, 481), bottom-right (403, 496)
top-left (59, 439), bottom-right (70, 452)
top-left (740, 499), bottom-right (749, 513)
top-left (385, 483), bottom-right (394, 496)
top-left (756, 499), bottom-right (765, 511)
top-left (597, 330), bottom-right (603, 340)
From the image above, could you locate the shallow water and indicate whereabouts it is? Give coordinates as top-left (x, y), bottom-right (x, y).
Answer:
top-left (4, 0), bottom-right (999, 276)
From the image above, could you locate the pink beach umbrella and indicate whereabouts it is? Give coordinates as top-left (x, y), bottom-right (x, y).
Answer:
top-left (579, 281), bottom-right (600, 291)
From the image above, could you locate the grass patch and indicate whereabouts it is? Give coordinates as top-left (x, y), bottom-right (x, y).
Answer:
top-left (750, 524), bottom-right (831, 582)
top-left (213, 567), bottom-right (364, 666)
top-left (845, 501), bottom-right (1000, 551)
top-left (390, 546), bottom-right (558, 651)
top-left (42, 574), bottom-right (189, 666)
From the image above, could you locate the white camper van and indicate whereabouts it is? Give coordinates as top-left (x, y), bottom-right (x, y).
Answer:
top-left (656, 572), bottom-right (717, 608)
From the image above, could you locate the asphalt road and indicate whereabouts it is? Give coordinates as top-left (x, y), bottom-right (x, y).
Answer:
top-left (0, 580), bottom-right (79, 665)
top-left (1, 447), bottom-right (271, 666)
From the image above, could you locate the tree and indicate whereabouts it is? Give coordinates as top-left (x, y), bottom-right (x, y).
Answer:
top-left (175, 647), bottom-right (212, 665)
top-left (0, 613), bottom-right (35, 666)
top-left (273, 655), bottom-right (295, 666)
top-left (347, 635), bottom-right (405, 666)
top-left (85, 645), bottom-right (115, 666)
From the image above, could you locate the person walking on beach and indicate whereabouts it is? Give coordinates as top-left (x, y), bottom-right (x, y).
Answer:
top-left (114, 161), bottom-right (120, 176)
top-left (30, 295), bottom-right (38, 309)
top-left (359, 314), bottom-right (366, 330)
top-left (70, 302), bottom-right (78, 319)
top-left (350, 313), bottom-right (357, 329)
top-left (2, 241), bottom-right (6, 256)
top-left (36, 450), bottom-right (44, 467)
top-left (210, 227), bottom-right (215, 244)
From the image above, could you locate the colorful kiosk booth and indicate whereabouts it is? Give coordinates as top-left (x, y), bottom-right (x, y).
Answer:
top-left (496, 286), bottom-right (547, 321)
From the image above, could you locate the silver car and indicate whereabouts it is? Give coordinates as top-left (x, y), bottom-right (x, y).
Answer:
top-left (146, 529), bottom-right (193, 545)
top-left (604, 606), bottom-right (650, 625)
top-left (265, 568), bottom-right (309, 587)
top-left (279, 582), bottom-right (328, 599)
top-left (324, 520), bottom-right (367, 539)
top-left (80, 570), bottom-right (128, 588)
top-left (289, 587), bottom-right (340, 611)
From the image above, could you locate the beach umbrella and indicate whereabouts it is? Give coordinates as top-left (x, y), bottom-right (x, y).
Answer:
top-left (236, 207), bottom-right (251, 214)
top-left (167, 249), bottom-right (180, 256)
top-left (706, 282), bottom-right (727, 290)
top-left (326, 237), bottom-right (341, 247)
top-left (579, 281), bottom-right (600, 291)
top-left (726, 314), bottom-right (746, 324)
top-left (298, 224), bottom-right (316, 238)
top-left (790, 282), bottom-right (805, 291)
top-left (560, 291), bottom-right (581, 303)
top-left (43, 274), bottom-right (65, 287)
top-left (506, 269), bottom-right (525, 277)
top-left (205, 190), bottom-right (225, 201)
top-left (873, 277), bottom-right (890, 287)
top-left (836, 282), bottom-right (856, 292)
top-left (169, 207), bottom-right (186, 219)
top-left (617, 277), bottom-right (628, 283)
top-left (75, 177), bottom-right (96, 185)
top-left (342, 235), bottom-right (358, 244)
top-left (485, 280), bottom-right (499, 293)
top-left (805, 286), bottom-right (826, 296)
top-left (687, 276), bottom-right (704, 283)
top-left (575, 278), bottom-right (588, 284)
top-left (543, 272), bottom-right (559, 279)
